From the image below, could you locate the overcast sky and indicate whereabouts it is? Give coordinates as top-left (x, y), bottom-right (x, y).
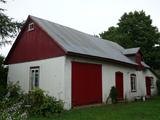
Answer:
top-left (1, 0), bottom-right (160, 56)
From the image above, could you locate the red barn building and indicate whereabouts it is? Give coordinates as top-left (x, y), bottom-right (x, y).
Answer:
top-left (5, 16), bottom-right (158, 109)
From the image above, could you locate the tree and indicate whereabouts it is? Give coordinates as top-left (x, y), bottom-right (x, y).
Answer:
top-left (0, 55), bottom-right (7, 82)
top-left (0, 0), bottom-right (23, 46)
top-left (0, 55), bottom-right (8, 98)
top-left (100, 11), bottom-right (160, 69)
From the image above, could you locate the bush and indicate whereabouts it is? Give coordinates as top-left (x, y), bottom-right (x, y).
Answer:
top-left (156, 80), bottom-right (160, 96)
top-left (109, 86), bottom-right (118, 104)
top-left (0, 82), bottom-right (27, 120)
top-left (0, 82), bottom-right (64, 119)
top-left (0, 100), bottom-right (28, 120)
top-left (25, 88), bottom-right (64, 116)
top-left (7, 81), bottom-right (23, 98)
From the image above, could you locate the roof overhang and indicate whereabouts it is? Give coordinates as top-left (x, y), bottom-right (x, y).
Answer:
top-left (67, 51), bottom-right (138, 68)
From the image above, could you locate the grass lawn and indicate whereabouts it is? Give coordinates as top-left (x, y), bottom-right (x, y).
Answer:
top-left (30, 96), bottom-right (160, 120)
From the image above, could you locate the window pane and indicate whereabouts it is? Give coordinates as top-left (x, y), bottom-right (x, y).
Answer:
top-left (131, 74), bottom-right (136, 92)
top-left (30, 67), bottom-right (40, 89)
top-left (35, 72), bottom-right (39, 87)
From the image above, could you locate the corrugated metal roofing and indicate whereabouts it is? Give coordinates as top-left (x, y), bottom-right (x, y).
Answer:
top-left (141, 61), bottom-right (150, 68)
top-left (31, 16), bottom-right (138, 65)
top-left (123, 47), bottom-right (140, 55)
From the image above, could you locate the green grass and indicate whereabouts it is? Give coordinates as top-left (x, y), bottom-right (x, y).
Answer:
top-left (30, 96), bottom-right (160, 120)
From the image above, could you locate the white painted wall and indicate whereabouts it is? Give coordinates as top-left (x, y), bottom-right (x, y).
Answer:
top-left (8, 56), bottom-right (66, 103)
top-left (8, 56), bottom-right (158, 110)
top-left (142, 69), bottom-right (158, 96)
top-left (64, 56), bottom-right (158, 109)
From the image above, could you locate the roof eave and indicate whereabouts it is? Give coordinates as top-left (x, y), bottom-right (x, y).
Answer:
top-left (66, 51), bottom-right (138, 68)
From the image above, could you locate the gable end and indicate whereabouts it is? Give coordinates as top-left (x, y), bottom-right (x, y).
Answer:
top-left (5, 17), bottom-right (66, 64)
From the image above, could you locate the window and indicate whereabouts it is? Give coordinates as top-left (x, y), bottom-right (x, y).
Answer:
top-left (28, 22), bottom-right (34, 31)
top-left (150, 77), bottom-right (154, 88)
top-left (30, 66), bottom-right (40, 90)
top-left (130, 74), bottom-right (136, 92)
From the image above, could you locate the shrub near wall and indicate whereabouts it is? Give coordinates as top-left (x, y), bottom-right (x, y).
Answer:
top-left (0, 82), bottom-right (27, 120)
top-left (109, 86), bottom-right (118, 104)
top-left (0, 82), bottom-right (64, 119)
top-left (25, 88), bottom-right (64, 116)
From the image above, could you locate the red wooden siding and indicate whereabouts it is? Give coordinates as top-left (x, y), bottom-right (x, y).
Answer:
top-left (72, 62), bottom-right (102, 106)
top-left (5, 19), bottom-right (65, 64)
top-left (115, 71), bottom-right (124, 100)
top-left (135, 52), bottom-right (144, 70)
top-left (135, 52), bottom-right (142, 64)
top-left (145, 77), bottom-right (151, 96)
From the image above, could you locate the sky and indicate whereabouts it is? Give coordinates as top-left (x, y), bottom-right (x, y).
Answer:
top-left (1, 0), bottom-right (160, 56)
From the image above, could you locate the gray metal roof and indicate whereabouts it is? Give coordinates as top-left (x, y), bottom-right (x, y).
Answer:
top-left (31, 16), bottom-right (137, 65)
top-left (141, 61), bottom-right (150, 68)
top-left (123, 47), bottom-right (140, 55)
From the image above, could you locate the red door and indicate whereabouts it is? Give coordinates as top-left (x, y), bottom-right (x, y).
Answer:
top-left (146, 77), bottom-right (151, 96)
top-left (72, 62), bottom-right (102, 106)
top-left (115, 72), bottom-right (123, 100)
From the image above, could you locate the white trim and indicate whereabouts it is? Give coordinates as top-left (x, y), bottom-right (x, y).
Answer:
top-left (130, 74), bottom-right (137, 92)
top-left (29, 66), bottom-right (40, 90)
top-left (28, 22), bottom-right (34, 31)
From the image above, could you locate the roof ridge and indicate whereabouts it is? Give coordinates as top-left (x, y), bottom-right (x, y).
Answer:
top-left (30, 15), bottom-right (137, 66)
top-left (30, 15), bottom-right (95, 37)
top-left (30, 15), bottom-right (124, 51)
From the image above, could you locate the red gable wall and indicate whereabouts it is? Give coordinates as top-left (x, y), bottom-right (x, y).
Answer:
top-left (135, 52), bottom-right (142, 64)
top-left (135, 51), bottom-right (144, 70)
top-left (5, 19), bottom-right (65, 64)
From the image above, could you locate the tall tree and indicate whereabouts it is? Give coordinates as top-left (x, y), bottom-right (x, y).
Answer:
top-left (0, 55), bottom-right (7, 84)
top-left (0, 0), bottom-right (23, 46)
top-left (0, 55), bottom-right (8, 98)
top-left (100, 11), bottom-right (160, 69)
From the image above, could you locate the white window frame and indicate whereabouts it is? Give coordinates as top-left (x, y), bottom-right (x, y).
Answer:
top-left (130, 74), bottom-right (137, 92)
top-left (30, 66), bottom-right (40, 90)
top-left (28, 22), bottom-right (34, 31)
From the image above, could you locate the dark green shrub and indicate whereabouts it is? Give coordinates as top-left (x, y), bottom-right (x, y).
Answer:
top-left (25, 88), bottom-right (64, 116)
top-left (7, 81), bottom-right (22, 98)
top-left (0, 82), bottom-right (63, 118)
top-left (0, 85), bottom-right (7, 99)
top-left (156, 80), bottom-right (160, 96)
top-left (109, 86), bottom-right (118, 104)
top-left (0, 82), bottom-right (28, 120)
top-left (40, 95), bottom-right (63, 115)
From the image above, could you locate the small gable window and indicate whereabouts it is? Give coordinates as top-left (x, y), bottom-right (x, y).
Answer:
top-left (28, 22), bottom-right (34, 31)
top-left (130, 74), bottom-right (137, 92)
top-left (30, 66), bottom-right (40, 90)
